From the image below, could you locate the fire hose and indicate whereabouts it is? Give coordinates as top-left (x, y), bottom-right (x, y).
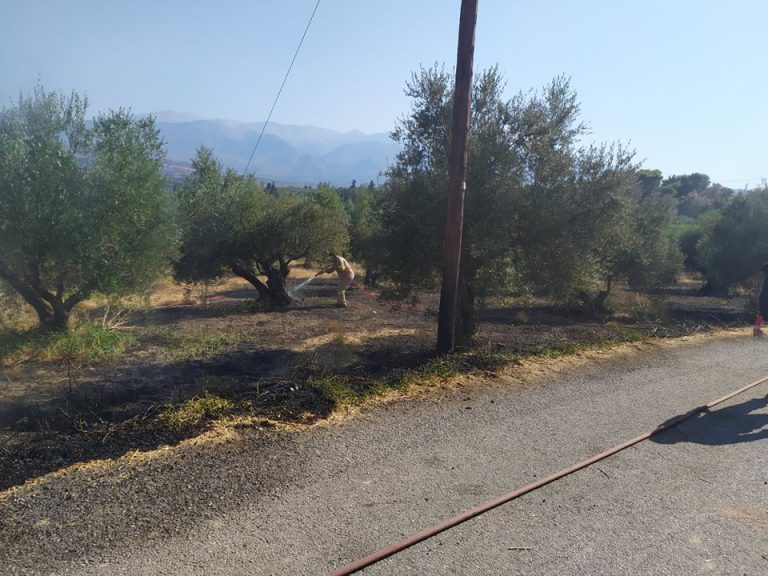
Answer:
top-left (329, 373), bottom-right (768, 575)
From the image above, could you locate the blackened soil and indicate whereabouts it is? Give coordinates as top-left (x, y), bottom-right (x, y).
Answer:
top-left (0, 278), bottom-right (748, 491)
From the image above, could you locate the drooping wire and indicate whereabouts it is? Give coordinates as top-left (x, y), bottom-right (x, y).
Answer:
top-left (240, 0), bottom-right (321, 180)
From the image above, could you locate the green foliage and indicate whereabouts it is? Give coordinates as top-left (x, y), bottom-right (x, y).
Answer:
top-left (161, 391), bottom-right (234, 429)
top-left (0, 322), bottom-right (135, 365)
top-left (697, 187), bottom-right (768, 291)
top-left (517, 141), bottom-right (639, 303)
top-left (382, 66), bottom-right (523, 300)
top-left (49, 322), bottom-right (135, 361)
top-left (172, 147), bottom-right (234, 284)
top-left (86, 111), bottom-right (176, 295)
top-left (637, 169), bottom-right (663, 196)
top-left (306, 373), bottom-right (359, 406)
top-left (301, 369), bottom-right (392, 407)
top-left (277, 191), bottom-right (350, 263)
top-left (346, 186), bottom-right (386, 284)
top-left (660, 173), bottom-right (733, 219)
top-left (0, 87), bottom-right (175, 329)
top-left (139, 326), bottom-right (245, 360)
top-left (671, 210), bottom-right (721, 272)
top-left (0, 280), bottom-right (32, 329)
top-left (624, 190), bottom-right (683, 290)
top-left (673, 219), bottom-right (704, 271)
top-left (380, 66), bottom-right (682, 334)
top-left (174, 147), bottom-right (349, 304)
top-left (661, 173), bottom-right (711, 198)
top-left (395, 357), bottom-right (456, 387)
top-left (675, 184), bottom-right (732, 219)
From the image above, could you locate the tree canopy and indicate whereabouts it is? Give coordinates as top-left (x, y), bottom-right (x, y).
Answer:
top-left (0, 87), bottom-right (174, 329)
top-left (378, 67), bottom-right (681, 343)
top-left (174, 147), bottom-right (349, 304)
top-left (696, 187), bottom-right (768, 292)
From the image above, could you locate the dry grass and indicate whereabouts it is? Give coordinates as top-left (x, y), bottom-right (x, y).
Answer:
top-left (0, 267), bottom-right (750, 492)
top-left (293, 327), bottom-right (417, 353)
top-left (149, 276), bottom-right (253, 308)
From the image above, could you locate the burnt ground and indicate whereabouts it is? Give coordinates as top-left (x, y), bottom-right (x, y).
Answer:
top-left (0, 276), bottom-right (751, 491)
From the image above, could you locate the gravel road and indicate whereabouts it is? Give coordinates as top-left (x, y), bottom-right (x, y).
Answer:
top-left (2, 332), bottom-right (768, 575)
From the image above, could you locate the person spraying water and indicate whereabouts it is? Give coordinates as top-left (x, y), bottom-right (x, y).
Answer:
top-left (316, 253), bottom-right (355, 308)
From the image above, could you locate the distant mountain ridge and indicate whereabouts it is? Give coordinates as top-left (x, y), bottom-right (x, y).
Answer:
top-left (148, 111), bottom-right (400, 186)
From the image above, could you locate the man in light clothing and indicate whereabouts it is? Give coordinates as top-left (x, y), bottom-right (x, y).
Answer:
top-left (317, 253), bottom-right (355, 307)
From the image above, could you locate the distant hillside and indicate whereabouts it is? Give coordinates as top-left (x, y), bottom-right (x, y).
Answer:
top-left (149, 112), bottom-right (400, 186)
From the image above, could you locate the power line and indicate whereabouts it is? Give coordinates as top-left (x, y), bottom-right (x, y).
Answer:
top-left (240, 0), bottom-right (321, 180)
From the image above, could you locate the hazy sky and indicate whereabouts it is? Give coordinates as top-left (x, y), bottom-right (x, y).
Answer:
top-left (2, 0), bottom-right (765, 186)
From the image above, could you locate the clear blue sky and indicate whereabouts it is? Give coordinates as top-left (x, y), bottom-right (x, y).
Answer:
top-left (2, 0), bottom-right (765, 187)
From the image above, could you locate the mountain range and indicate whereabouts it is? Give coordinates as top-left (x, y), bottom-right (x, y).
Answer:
top-left (149, 111), bottom-right (401, 186)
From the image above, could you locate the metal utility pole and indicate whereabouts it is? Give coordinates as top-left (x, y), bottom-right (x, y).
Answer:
top-left (437, 0), bottom-right (479, 354)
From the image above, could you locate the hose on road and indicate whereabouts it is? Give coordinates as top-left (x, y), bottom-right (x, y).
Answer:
top-left (329, 374), bottom-right (768, 575)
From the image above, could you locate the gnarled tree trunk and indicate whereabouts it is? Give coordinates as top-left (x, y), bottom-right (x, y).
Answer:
top-left (0, 266), bottom-right (83, 330)
top-left (592, 274), bottom-right (613, 314)
top-left (231, 260), bottom-right (293, 306)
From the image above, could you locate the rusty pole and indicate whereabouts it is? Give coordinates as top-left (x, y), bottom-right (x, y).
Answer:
top-left (437, 0), bottom-right (479, 354)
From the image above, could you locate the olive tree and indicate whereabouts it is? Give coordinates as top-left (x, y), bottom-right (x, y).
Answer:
top-left (380, 67), bottom-right (682, 341)
top-left (381, 68), bottom-right (634, 341)
top-left (346, 184), bottom-right (386, 286)
top-left (382, 66), bottom-right (526, 340)
top-left (697, 187), bottom-right (768, 292)
top-left (0, 87), bottom-right (174, 330)
top-left (174, 147), bottom-right (348, 304)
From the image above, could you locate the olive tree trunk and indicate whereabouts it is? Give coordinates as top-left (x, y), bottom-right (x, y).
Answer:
top-left (231, 259), bottom-right (293, 306)
top-left (0, 266), bottom-right (83, 330)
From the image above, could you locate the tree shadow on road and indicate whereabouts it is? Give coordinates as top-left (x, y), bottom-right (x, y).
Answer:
top-left (652, 395), bottom-right (768, 446)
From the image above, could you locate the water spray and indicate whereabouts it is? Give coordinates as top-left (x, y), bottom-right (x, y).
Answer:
top-left (288, 274), bottom-right (318, 300)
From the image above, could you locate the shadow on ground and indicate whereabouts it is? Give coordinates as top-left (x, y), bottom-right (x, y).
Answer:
top-left (0, 278), bottom-right (750, 491)
top-left (0, 325), bottom-right (445, 491)
top-left (652, 396), bottom-right (768, 446)
top-left (0, 345), bottom-right (317, 490)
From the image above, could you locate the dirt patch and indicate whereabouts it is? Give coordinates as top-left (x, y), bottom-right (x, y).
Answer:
top-left (720, 500), bottom-right (768, 528)
top-left (0, 277), bottom-right (750, 491)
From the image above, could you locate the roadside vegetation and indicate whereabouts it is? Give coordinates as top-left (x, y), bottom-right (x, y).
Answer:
top-left (0, 322), bottom-right (135, 365)
top-left (0, 77), bottom-right (761, 491)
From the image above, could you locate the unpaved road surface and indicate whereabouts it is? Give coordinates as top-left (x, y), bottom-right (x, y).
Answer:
top-left (3, 333), bottom-right (768, 575)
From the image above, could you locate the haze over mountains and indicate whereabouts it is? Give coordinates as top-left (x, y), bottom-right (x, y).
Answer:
top-left (150, 111), bottom-right (400, 186)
